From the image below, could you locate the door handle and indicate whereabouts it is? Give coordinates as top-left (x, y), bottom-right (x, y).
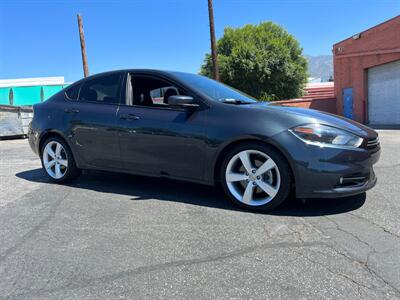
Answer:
top-left (119, 114), bottom-right (140, 120)
top-left (64, 108), bottom-right (80, 114)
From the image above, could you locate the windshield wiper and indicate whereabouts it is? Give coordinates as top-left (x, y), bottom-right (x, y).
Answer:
top-left (220, 98), bottom-right (255, 105)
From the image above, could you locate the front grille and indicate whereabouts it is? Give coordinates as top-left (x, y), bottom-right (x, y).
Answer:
top-left (364, 137), bottom-right (380, 153)
top-left (367, 137), bottom-right (379, 148)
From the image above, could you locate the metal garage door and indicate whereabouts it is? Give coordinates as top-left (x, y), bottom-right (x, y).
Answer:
top-left (368, 60), bottom-right (400, 125)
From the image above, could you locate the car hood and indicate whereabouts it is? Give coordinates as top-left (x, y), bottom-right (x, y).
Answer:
top-left (245, 103), bottom-right (377, 138)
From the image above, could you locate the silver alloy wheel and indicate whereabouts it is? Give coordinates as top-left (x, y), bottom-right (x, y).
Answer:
top-left (42, 141), bottom-right (68, 179)
top-left (225, 150), bottom-right (281, 206)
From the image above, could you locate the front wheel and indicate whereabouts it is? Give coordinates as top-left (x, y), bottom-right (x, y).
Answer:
top-left (220, 143), bottom-right (292, 211)
top-left (40, 137), bottom-right (81, 183)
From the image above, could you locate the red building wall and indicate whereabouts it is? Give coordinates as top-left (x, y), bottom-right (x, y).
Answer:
top-left (271, 98), bottom-right (337, 113)
top-left (273, 83), bottom-right (336, 114)
top-left (333, 15), bottom-right (400, 124)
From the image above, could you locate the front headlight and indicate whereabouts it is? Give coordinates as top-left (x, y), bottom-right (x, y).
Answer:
top-left (289, 123), bottom-right (363, 148)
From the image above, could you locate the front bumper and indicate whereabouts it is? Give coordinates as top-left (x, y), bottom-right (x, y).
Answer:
top-left (301, 168), bottom-right (377, 198)
top-left (272, 131), bottom-right (381, 199)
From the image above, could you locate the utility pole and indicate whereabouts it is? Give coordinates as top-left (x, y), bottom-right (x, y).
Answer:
top-left (77, 14), bottom-right (89, 77)
top-left (207, 0), bottom-right (220, 81)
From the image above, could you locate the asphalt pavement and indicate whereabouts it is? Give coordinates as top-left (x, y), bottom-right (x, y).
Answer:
top-left (0, 130), bottom-right (399, 299)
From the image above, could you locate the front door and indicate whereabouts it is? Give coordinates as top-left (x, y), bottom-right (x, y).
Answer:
top-left (117, 74), bottom-right (207, 181)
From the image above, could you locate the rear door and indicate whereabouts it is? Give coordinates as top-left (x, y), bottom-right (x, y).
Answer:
top-left (64, 72), bottom-right (124, 169)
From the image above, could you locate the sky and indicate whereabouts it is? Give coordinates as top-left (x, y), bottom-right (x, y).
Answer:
top-left (0, 0), bottom-right (399, 82)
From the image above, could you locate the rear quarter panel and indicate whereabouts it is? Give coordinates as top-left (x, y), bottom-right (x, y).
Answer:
top-left (30, 94), bottom-right (79, 162)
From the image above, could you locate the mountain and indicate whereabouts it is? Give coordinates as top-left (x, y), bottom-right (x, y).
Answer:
top-left (305, 55), bottom-right (333, 81)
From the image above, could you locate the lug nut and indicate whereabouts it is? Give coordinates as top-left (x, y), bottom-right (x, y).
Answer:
top-left (257, 176), bottom-right (260, 180)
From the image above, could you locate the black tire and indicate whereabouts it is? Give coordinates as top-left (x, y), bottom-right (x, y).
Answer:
top-left (40, 136), bottom-right (81, 183)
top-left (220, 142), bottom-right (292, 211)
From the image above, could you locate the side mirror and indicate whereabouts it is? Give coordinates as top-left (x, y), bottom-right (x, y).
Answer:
top-left (168, 95), bottom-right (199, 108)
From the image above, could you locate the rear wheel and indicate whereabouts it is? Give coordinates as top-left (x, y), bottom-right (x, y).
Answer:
top-left (220, 143), bottom-right (291, 211)
top-left (40, 137), bottom-right (81, 182)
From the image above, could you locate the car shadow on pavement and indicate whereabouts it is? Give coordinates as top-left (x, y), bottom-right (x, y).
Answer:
top-left (16, 168), bottom-right (366, 217)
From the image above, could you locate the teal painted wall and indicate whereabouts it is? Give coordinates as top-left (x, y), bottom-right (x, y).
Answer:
top-left (12, 86), bottom-right (42, 106)
top-left (43, 85), bottom-right (64, 99)
top-left (0, 88), bottom-right (10, 105)
top-left (0, 85), bottom-right (68, 106)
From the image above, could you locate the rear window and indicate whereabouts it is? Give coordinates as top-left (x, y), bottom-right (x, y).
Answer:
top-left (79, 73), bottom-right (122, 104)
top-left (65, 82), bottom-right (82, 100)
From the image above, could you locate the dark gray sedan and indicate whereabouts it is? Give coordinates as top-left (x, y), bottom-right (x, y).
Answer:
top-left (28, 70), bottom-right (380, 211)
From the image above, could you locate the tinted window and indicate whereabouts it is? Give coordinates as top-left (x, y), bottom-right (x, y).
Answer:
top-left (150, 86), bottom-right (179, 104)
top-left (129, 75), bottom-right (186, 106)
top-left (172, 72), bottom-right (257, 103)
top-left (65, 82), bottom-right (82, 100)
top-left (79, 73), bottom-right (122, 104)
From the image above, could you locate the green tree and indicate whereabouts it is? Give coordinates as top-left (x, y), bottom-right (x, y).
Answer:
top-left (200, 22), bottom-right (308, 101)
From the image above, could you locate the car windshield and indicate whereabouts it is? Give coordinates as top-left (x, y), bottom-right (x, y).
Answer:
top-left (172, 72), bottom-right (258, 103)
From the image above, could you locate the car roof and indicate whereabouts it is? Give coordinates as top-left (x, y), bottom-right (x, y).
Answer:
top-left (81, 69), bottom-right (190, 80)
